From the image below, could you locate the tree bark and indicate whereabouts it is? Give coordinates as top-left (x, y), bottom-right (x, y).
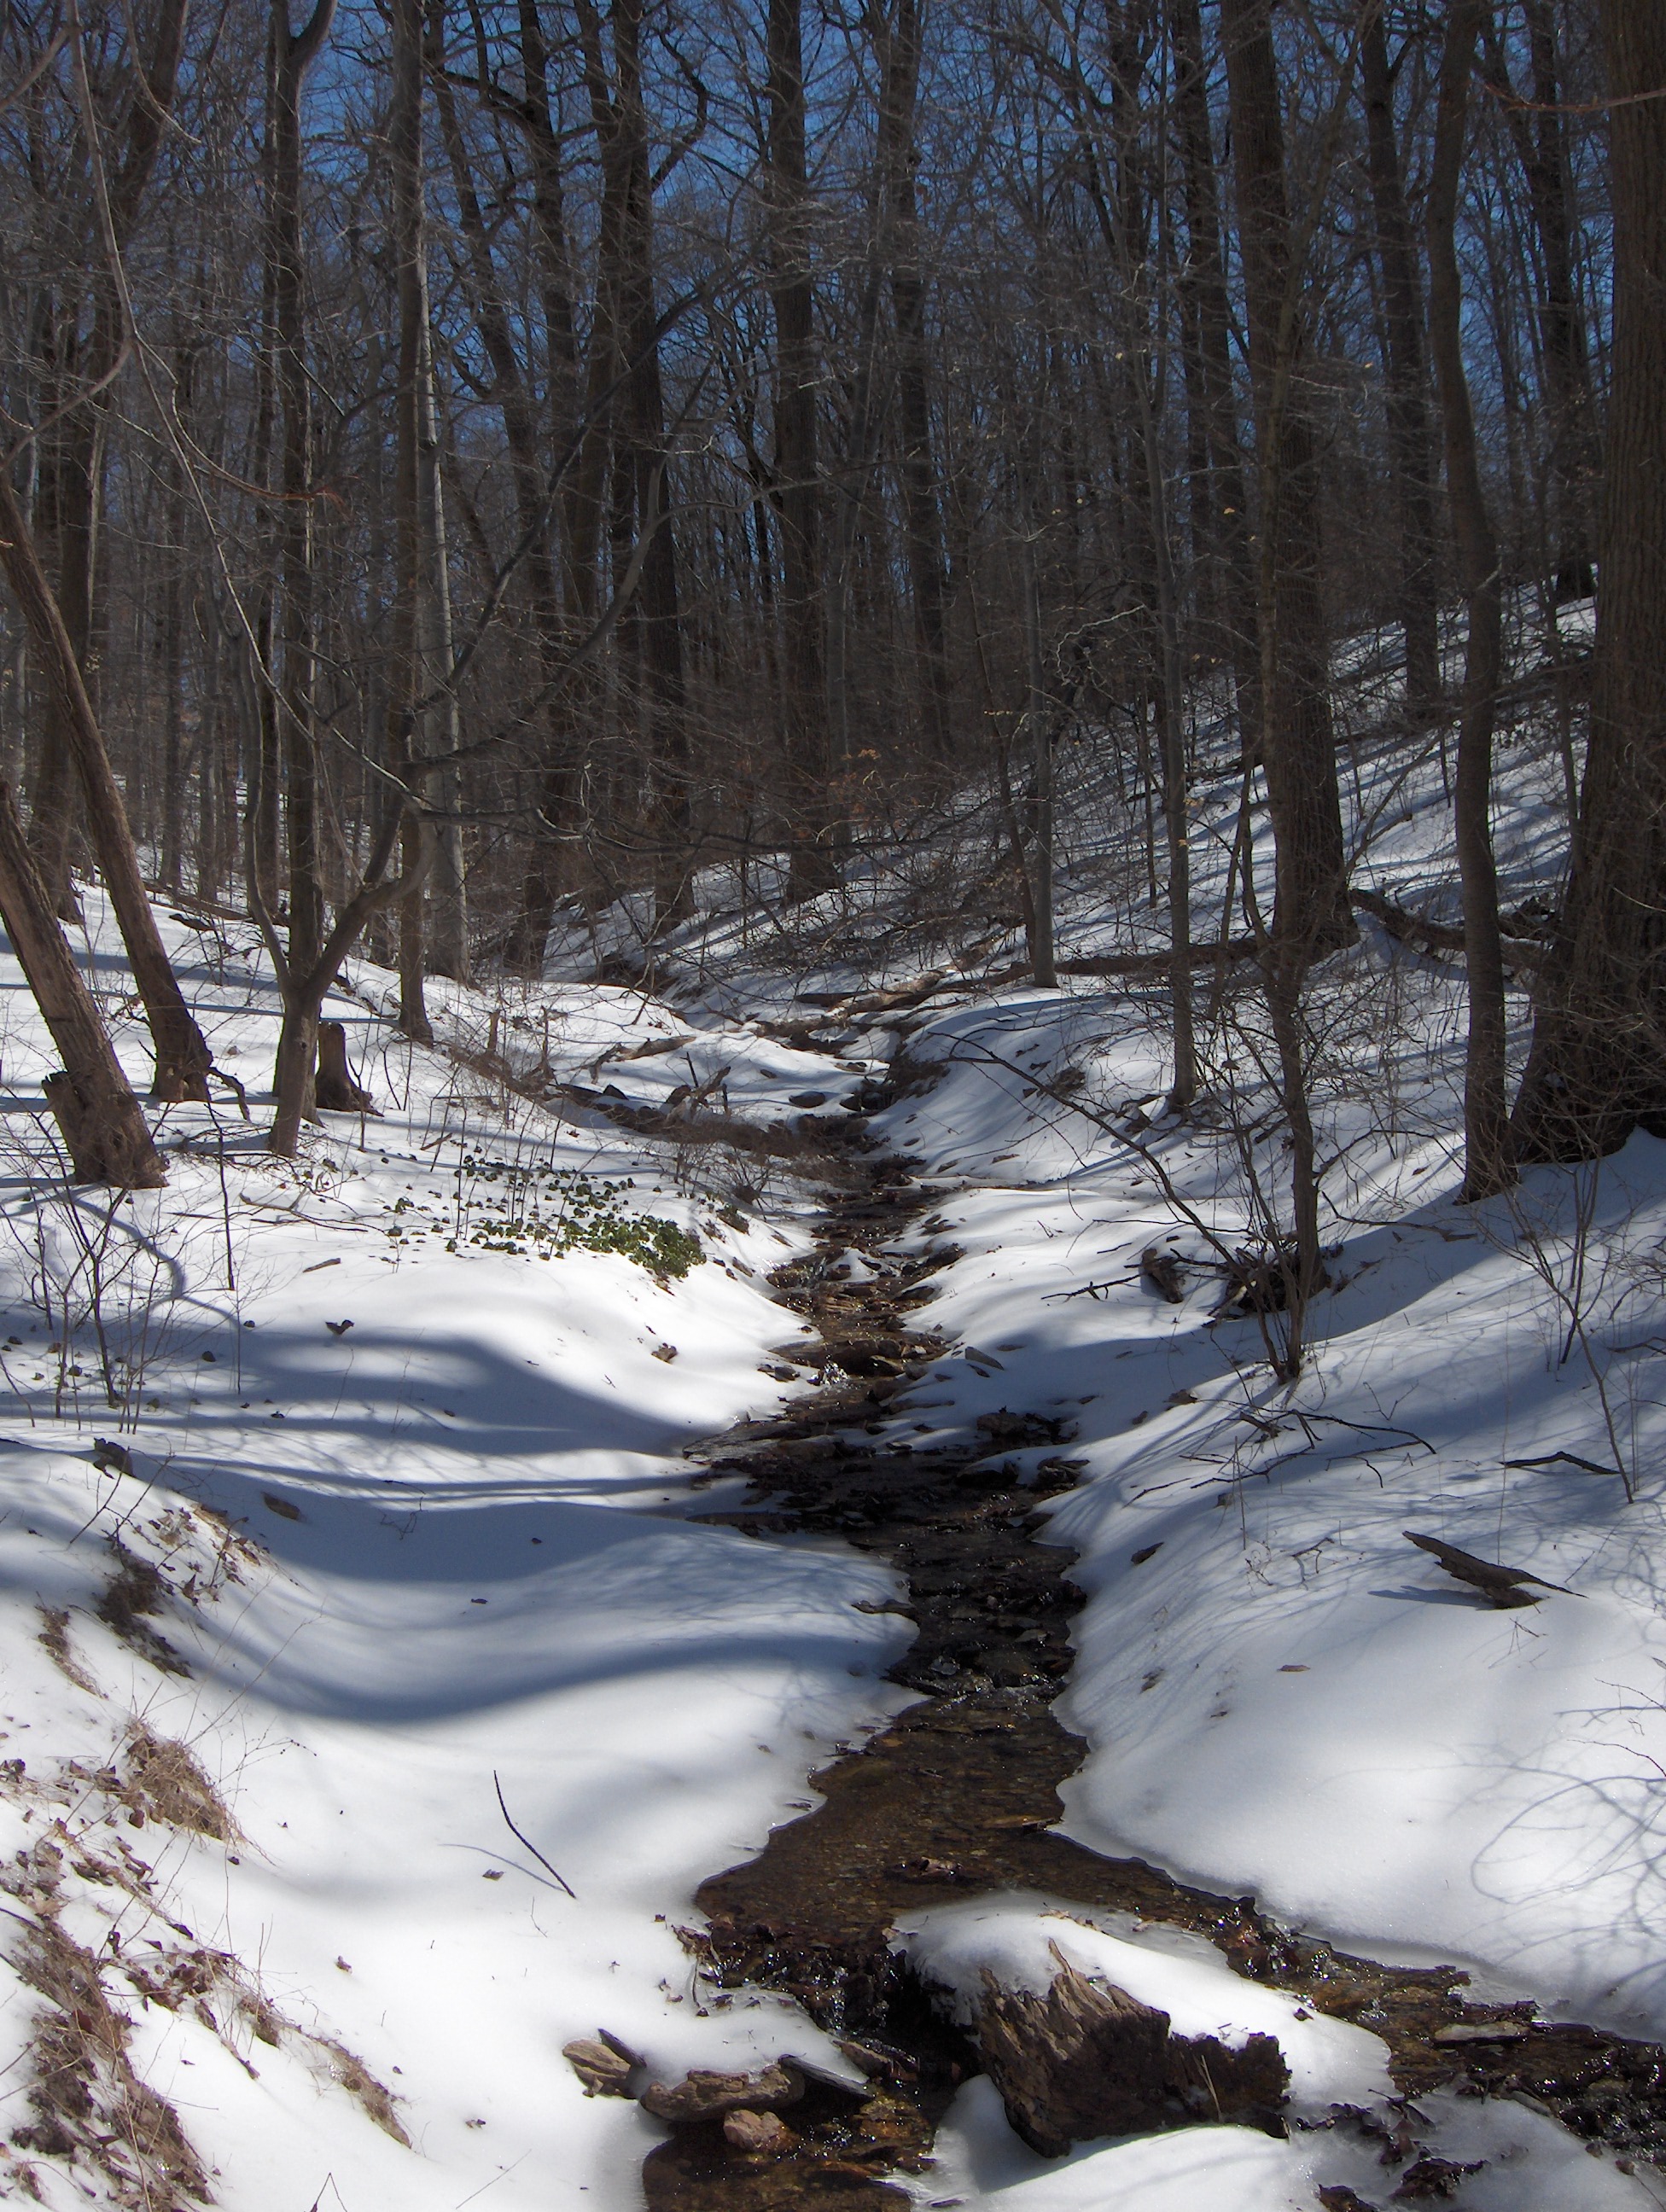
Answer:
top-left (1483, 1), bottom-right (1599, 603)
top-left (888, 0), bottom-right (952, 767)
top-left (0, 467), bottom-right (213, 1102)
top-left (0, 780), bottom-right (164, 1187)
top-left (1021, 527), bottom-right (1055, 988)
top-left (1169, 0), bottom-right (1261, 761)
top-left (390, 0), bottom-right (433, 1045)
top-left (1512, 3), bottom-right (1666, 1159)
top-left (268, 0), bottom-right (337, 1053)
top-left (28, 0), bottom-right (189, 921)
top-left (498, 0), bottom-right (590, 965)
top-left (1426, 0), bottom-right (1512, 1201)
top-left (1360, 3), bottom-right (1442, 714)
top-left (1219, 0), bottom-right (1353, 960)
top-left (768, 0), bottom-right (836, 899)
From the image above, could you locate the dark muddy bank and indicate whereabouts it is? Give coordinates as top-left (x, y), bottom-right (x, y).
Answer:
top-left (642, 1132), bottom-right (1666, 2209)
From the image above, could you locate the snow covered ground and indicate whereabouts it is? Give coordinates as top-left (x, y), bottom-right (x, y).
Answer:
top-left (0, 903), bottom-right (917, 2209)
top-left (3, 655), bottom-right (1666, 2208)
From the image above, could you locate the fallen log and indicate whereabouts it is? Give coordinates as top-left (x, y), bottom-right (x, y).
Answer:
top-left (1404, 1529), bottom-right (1577, 1608)
top-left (1057, 938), bottom-right (1257, 977)
top-left (1352, 888), bottom-right (1547, 964)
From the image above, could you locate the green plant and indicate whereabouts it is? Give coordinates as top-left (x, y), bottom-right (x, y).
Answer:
top-left (445, 1159), bottom-right (704, 1280)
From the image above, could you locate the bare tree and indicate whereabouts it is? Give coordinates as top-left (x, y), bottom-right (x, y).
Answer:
top-left (1425, 0), bottom-right (1510, 1200)
top-left (1513, 1), bottom-right (1666, 1159)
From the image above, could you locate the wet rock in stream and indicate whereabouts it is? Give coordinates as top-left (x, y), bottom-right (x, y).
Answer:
top-left (642, 1137), bottom-right (1666, 2203)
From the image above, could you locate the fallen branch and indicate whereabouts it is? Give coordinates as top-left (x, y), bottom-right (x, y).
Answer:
top-left (1503, 1452), bottom-right (1624, 1480)
top-left (1057, 939), bottom-right (1257, 977)
top-left (1352, 887), bottom-right (1547, 963)
top-left (1404, 1529), bottom-right (1579, 1607)
top-left (492, 1772), bottom-right (576, 1897)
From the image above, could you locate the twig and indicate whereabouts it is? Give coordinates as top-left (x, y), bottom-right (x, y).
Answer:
top-left (492, 1773), bottom-right (575, 1898)
top-left (1503, 1452), bottom-right (1624, 1479)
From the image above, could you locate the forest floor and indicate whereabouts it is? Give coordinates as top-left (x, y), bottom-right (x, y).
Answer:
top-left (3, 655), bottom-right (1666, 2209)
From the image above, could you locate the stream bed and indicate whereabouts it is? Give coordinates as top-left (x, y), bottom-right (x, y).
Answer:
top-left (640, 1134), bottom-right (1666, 2208)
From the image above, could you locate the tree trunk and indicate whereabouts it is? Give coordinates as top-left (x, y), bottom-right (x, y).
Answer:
top-left (0, 468), bottom-right (213, 1102)
top-left (1426, 0), bottom-right (1512, 1202)
top-left (1360, 3), bottom-right (1442, 714)
top-left (1022, 529), bottom-right (1055, 988)
top-left (888, 0), bottom-right (952, 767)
top-left (497, 0), bottom-right (631, 969)
top-left (1483, 1), bottom-right (1599, 604)
top-left (0, 780), bottom-right (164, 1187)
top-left (768, 0), bottom-right (836, 899)
top-left (1219, 0), bottom-right (1353, 960)
top-left (431, 33), bottom-right (585, 967)
top-left (1512, 3), bottom-right (1666, 1159)
top-left (269, 0), bottom-right (337, 1082)
top-left (1169, 0), bottom-right (1261, 762)
top-left (26, 362), bottom-right (90, 923)
top-left (390, 0), bottom-right (432, 1045)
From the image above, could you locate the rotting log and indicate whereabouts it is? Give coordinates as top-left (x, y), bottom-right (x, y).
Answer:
top-left (0, 780), bottom-right (165, 1187)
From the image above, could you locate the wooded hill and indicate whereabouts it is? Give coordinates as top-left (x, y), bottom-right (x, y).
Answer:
top-left (0, 0), bottom-right (1659, 1221)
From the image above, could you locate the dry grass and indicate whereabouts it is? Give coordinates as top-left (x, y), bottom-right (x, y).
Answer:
top-left (94, 1540), bottom-right (189, 1677)
top-left (35, 1605), bottom-right (96, 1695)
top-left (120, 1730), bottom-right (234, 1843)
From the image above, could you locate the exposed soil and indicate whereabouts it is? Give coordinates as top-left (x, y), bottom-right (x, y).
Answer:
top-left (643, 1125), bottom-right (1666, 2208)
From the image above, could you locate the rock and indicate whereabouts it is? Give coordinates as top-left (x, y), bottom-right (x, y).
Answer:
top-left (976, 1409), bottom-right (1069, 1447)
top-left (788, 1091), bottom-right (829, 1109)
top-left (639, 2061), bottom-right (803, 2124)
top-left (722, 2108), bottom-right (792, 2153)
top-left (890, 1856), bottom-right (970, 1884)
top-left (1318, 2190), bottom-right (1379, 2212)
top-left (562, 2032), bottom-right (643, 2098)
top-left (1390, 2158), bottom-right (1486, 2202)
top-left (1431, 2019), bottom-right (1529, 2044)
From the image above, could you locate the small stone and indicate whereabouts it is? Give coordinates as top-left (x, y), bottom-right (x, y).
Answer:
top-left (1390, 2157), bottom-right (1485, 2202)
top-left (723, 2108), bottom-right (791, 2153)
top-left (639, 2061), bottom-right (802, 2123)
top-left (562, 2034), bottom-right (642, 2098)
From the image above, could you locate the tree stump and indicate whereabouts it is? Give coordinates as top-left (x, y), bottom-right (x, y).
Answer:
top-left (968, 1950), bottom-right (1291, 2155)
top-left (976, 1959), bottom-right (1171, 2154)
top-left (315, 1021), bottom-right (376, 1113)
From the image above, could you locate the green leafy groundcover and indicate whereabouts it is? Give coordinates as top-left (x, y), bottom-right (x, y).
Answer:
top-left (447, 1160), bottom-right (704, 1279)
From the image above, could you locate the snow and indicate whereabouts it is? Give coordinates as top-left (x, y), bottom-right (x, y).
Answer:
top-left (3, 662), bottom-right (1666, 2206)
top-left (917, 2093), bottom-right (1659, 2212)
top-left (899, 1895), bottom-right (1395, 2110)
top-left (0, 898), bottom-right (912, 2210)
top-left (864, 1015), bottom-right (1666, 2043)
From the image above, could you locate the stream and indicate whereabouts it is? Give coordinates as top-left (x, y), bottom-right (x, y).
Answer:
top-left (637, 1086), bottom-right (1666, 2208)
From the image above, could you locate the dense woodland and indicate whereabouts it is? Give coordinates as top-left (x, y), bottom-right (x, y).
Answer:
top-left (0, 0), bottom-right (1659, 1225)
